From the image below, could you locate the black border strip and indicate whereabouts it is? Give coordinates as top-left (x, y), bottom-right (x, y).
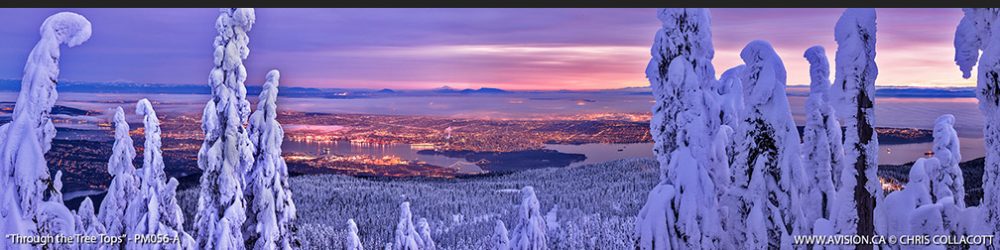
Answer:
top-left (4, 0), bottom-right (1000, 8)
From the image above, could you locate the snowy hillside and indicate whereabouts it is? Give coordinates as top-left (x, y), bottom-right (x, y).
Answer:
top-left (178, 158), bottom-right (658, 249)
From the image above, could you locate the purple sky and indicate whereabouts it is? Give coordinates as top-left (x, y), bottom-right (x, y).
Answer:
top-left (0, 8), bottom-right (971, 90)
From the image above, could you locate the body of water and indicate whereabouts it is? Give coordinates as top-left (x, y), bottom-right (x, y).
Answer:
top-left (786, 96), bottom-right (984, 137)
top-left (879, 137), bottom-right (985, 165)
top-left (2, 91), bottom-right (992, 166)
top-left (544, 143), bottom-right (655, 168)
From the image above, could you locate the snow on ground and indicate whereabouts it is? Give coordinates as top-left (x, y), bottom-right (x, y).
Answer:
top-left (177, 158), bottom-right (657, 249)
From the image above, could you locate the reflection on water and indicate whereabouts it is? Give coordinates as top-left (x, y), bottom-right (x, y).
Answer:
top-left (544, 143), bottom-right (654, 168)
top-left (880, 137), bottom-right (985, 165)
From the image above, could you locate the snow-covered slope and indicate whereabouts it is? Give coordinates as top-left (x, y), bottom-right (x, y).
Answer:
top-left (178, 158), bottom-right (658, 250)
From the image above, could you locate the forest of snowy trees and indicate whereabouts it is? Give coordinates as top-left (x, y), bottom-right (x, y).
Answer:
top-left (3, 6), bottom-right (1000, 250)
top-left (636, 7), bottom-right (1000, 250)
top-left (0, 8), bottom-right (299, 250)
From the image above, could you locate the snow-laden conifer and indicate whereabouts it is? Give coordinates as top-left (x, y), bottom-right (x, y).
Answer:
top-left (417, 218), bottom-right (436, 250)
top-left (801, 46), bottom-right (843, 232)
top-left (928, 114), bottom-right (965, 207)
top-left (36, 172), bottom-right (76, 248)
top-left (638, 8), bottom-right (729, 249)
top-left (99, 107), bottom-right (140, 237)
top-left (246, 70), bottom-right (297, 249)
top-left (75, 197), bottom-right (105, 250)
top-left (829, 8), bottom-right (881, 237)
top-left (0, 13), bottom-right (90, 243)
top-left (195, 8), bottom-right (256, 249)
top-left (510, 186), bottom-right (547, 250)
top-left (346, 219), bottom-right (365, 250)
top-left (732, 40), bottom-right (808, 248)
top-left (873, 160), bottom-right (932, 243)
top-left (392, 202), bottom-right (423, 250)
top-left (646, 8), bottom-right (716, 179)
top-left (953, 8), bottom-right (1000, 245)
top-left (492, 220), bottom-right (510, 250)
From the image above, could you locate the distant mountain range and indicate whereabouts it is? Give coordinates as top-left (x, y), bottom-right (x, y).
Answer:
top-left (0, 80), bottom-right (517, 97)
top-left (0, 79), bottom-right (348, 98)
top-left (0, 79), bottom-right (977, 98)
top-left (431, 86), bottom-right (509, 94)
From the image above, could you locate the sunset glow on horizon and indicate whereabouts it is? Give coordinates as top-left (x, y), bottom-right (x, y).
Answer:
top-left (0, 8), bottom-right (974, 90)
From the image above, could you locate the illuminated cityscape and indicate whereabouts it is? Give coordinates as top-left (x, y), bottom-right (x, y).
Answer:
top-left (16, 102), bottom-right (943, 194)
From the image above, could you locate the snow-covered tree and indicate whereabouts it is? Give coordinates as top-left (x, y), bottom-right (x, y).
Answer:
top-left (645, 57), bottom-right (725, 249)
top-left (801, 45), bottom-right (843, 232)
top-left (346, 219), bottom-right (365, 250)
top-left (953, 8), bottom-right (1000, 245)
top-left (128, 99), bottom-right (196, 249)
top-left (731, 40), bottom-right (807, 248)
top-left (711, 125), bottom-right (734, 197)
top-left (718, 66), bottom-right (745, 168)
top-left (36, 172), bottom-right (76, 250)
top-left (0, 11), bottom-right (91, 155)
top-left (99, 107), bottom-right (140, 238)
top-left (137, 99), bottom-right (167, 186)
top-left (392, 202), bottom-right (424, 250)
top-left (543, 205), bottom-right (559, 234)
top-left (76, 197), bottom-right (106, 250)
top-left (49, 170), bottom-right (65, 203)
top-left (717, 66), bottom-right (745, 132)
top-left (120, 100), bottom-right (175, 248)
top-left (938, 197), bottom-right (981, 249)
top-left (195, 8), bottom-right (256, 249)
top-left (245, 70), bottom-right (298, 249)
top-left (874, 159), bottom-right (933, 242)
top-left (646, 8), bottom-right (716, 179)
top-left (38, 171), bottom-right (76, 249)
top-left (638, 8), bottom-right (728, 249)
top-left (667, 147), bottom-right (724, 248)
top-left (0, 187), bottom-right (27, 250)
top-left (161, 177), bottom-right (196, 249)
top-left (718, 66), bottom-right (746, 239)
top-left (492, 220), bottom-right (510, 250)
top-left (510, 186), bottom-right (547, 250)
top-left (123, 112), bottom-right (153, 239)
top-left (875, 118), bottom-right (971, 248)
top-left (954, 11), bottom-right (983, 80)
top-left (806, 45), bottom-right (846, 188)
top-left (911, 203), bottom-right (946, 239)
top-left (416, 218), bottom-right (436, 250)
top-left (928, 114), bottom-right (965, 207)
top-left (0, 12), bottom-right (91, 243)
top-left (636, 184), bottom-right (676, 250)
top-left (829, 8), bottom-right (881, 238)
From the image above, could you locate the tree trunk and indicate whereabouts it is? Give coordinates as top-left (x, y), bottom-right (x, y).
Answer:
top-left (854, 87), bottom-right (875, 250)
